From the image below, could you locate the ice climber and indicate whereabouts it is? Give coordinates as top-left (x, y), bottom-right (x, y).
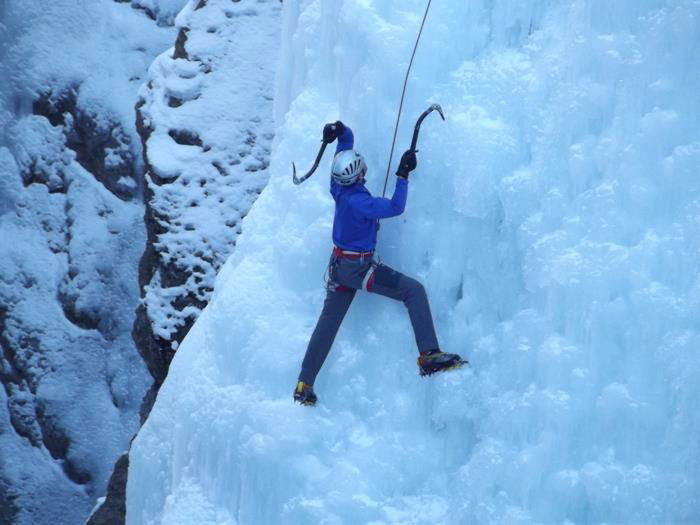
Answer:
top-left (294, 121), bottom-right (466, 406)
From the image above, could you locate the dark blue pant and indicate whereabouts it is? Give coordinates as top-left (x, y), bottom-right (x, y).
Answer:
top-left (298, 255), bottom-right (439, 385)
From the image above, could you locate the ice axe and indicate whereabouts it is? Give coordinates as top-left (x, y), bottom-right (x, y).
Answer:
top-left (409, 103), bottom-right (445, 153)
top-left (292, 137), bottom-right (329, 185)
top-left (382, 103), bottom-right (445, 197)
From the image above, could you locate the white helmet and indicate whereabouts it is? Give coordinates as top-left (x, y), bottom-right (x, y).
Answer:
top-left (331, 149), bottom-right (367, 186)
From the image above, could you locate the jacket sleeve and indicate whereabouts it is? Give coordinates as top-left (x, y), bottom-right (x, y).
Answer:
top-left (336, 126), bottom-right (354, 153)
top-left (351, 178), bottom-right (408, 219)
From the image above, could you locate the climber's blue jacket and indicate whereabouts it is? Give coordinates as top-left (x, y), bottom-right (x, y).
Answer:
top-left (330, 126), bottom-right (408, 252)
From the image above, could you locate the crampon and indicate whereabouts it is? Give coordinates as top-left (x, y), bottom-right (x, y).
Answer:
top-left (417, 351), bottom-right (468, 377)
top-left (293, 381), bottom-right (317, 406)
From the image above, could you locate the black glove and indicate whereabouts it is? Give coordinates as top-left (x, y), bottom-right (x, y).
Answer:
top-left (396, 149), bottom-right (417, 179)
top-left (323, 121), bottom-right (345, 143)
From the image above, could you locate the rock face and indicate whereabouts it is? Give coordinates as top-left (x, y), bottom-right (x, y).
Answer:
top-left (114, 0), bottom-right (187, 26)
top-left (92, 1), bottom-right (280, 523)
top-left (0, 90), bottom-right (147, 525)
top-left (84, 453), bottom-right (130, 525)
top-left (0, 0), bottom-right (279, 522)
top-left (133, 0), bottom-right (279, 415)
top-left (0, 2), bottom-right (181, 524)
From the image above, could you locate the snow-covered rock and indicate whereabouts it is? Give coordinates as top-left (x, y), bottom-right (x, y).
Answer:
top-left (133, 0), bottom-right (280, 402)
top-left (89, 1), bottom-right (281, 522)
top-left (0, 1), bottom-right (183, 523)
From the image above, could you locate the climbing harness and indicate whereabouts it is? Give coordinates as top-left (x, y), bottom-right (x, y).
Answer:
top-left (323, 248), bottom-right (381, 293)
top-left (361, 260), bottom-right (379, 292)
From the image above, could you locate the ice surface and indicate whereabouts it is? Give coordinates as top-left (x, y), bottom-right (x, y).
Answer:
top-left (128, 1), bottom-right (700, 523)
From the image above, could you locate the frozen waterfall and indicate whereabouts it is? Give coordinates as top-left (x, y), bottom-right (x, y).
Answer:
top-left (127, 1), bottom-right (700, 523)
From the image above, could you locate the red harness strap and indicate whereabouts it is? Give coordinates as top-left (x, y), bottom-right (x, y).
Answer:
top-left (329, 247), bottom-right (376, 293)
top-left (333, 246), bottom-right (374, 260)
top-left (366, 271), bottom-right (376, 292)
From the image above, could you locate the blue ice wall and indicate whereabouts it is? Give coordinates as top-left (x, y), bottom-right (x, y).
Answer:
top-left (128, 1), bottom-right (700, 523)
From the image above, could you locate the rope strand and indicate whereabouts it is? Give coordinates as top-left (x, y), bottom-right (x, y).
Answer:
top-left (382, 0), bottom-right (433, 198)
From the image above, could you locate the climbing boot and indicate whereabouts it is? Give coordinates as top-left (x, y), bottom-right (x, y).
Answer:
top-left (293, 381), bottom-right (317, 406)
top-left (417, 350), bottom-right (467, 377)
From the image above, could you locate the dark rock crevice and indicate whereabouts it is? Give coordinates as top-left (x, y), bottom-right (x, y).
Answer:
top-left (0, 310), bottom-right (90, 487)
top-left (34, 403), bottom-right (70, 462)
top-left (132, 99), bottom-right (173, 401)
top-left (32, 87), bottom-right (78, 127)
top-left (168, 128), bottom-right (203, 147)
top-left (113, 0), bottom-right (181, 27)
top-left (20, 159), bottom-right (68, 193)
top-left (0, 310), bottom-right (44, 448)
top-left (173, 28), bottom-right (190, 59)
top-left (86, 453), bottom-right (129, 525)
top-left (132, 85), bottom-right (215, 404)
top-left (58, 287), bottom-right (101, 332)
top-left (0, 474), bottom-right (19, 525)
top-left (33, 89), bottom-right (141, 202)
top-left (113, 0), bottom-right (156, 21)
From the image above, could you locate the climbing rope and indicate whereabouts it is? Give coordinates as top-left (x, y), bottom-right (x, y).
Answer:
top-left (382, 0), bottom-right (434, 198)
